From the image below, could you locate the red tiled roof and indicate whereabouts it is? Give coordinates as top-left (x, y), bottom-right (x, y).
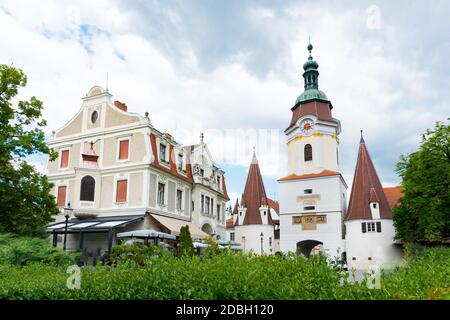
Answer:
top-left (383, 187), bottom-right (403, 209)
top-left (267, 198), bottom-right (279, 214)
top-left (286, 100), bottom-right (334, 132)
top-left (226, 217), bottom-right (234, 229)
top-left (345, 137), bottom-right (391, 221)
top-left (278, 170), bottom-right (341, 181)
top-left (232, 198), bottom-right (239, 215)
top-left (240, 153), bottom-right (275, 226)
top-left (221, 175), bottom-right (230, 200)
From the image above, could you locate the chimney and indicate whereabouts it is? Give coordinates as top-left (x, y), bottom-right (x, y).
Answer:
top-left (114, 101), bottom-right (127, 112)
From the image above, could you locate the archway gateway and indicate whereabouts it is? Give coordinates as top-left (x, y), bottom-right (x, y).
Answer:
top-left (296, 240), bottom-right (323, 258)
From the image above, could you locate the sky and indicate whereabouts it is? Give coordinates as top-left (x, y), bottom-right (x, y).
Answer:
top-left (1, 0), bottom-right (449, 208)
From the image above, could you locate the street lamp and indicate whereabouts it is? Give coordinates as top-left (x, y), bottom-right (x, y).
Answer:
top-left (63, 202), bottom-right (73, 251)
top-left (260, 232), bottom-right (264, 254)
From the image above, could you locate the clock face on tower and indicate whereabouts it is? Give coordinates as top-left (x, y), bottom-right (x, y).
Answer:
top-left (300, 118), bottom-right (315, 134)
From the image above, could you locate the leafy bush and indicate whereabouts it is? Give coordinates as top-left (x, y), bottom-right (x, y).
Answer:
top-left (0, 247), bottom-right (448, 300)
top-left (0, 233), bottom-right (77, 266)
top-left (110, 242), bottom-right (171, 266)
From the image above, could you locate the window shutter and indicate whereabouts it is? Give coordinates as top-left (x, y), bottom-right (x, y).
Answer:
top-left (119, 140), bottom-right (129, 160)
top-left (116, 180), bottom-right (128, 203)
top-left (361, 222), bottom-right (366, 233)
top-left (376, 221), bottom-right (382, 232)
top-left (60, 150), bottom-right (69, 168)
top-left (57, 186), bottom-right (66, 207)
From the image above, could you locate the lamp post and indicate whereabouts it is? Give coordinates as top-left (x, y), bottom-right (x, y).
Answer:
top-left (63, 202), bottom-right (73, 251)
top-left (260, 232), bottom-right (264, 254)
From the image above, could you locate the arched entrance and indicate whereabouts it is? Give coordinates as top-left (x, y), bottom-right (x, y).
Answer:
top-left (296, 240), bottom-right (323, 258)
top-left (201, 223), bottom-right (213, 235)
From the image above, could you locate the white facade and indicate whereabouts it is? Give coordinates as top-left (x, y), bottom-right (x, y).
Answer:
top-left (279, 175), bottom-right (346, 258)
top-left (345, 219), bottom-right (403, 270)
top-left (234, 224), bottom-right (276, 254)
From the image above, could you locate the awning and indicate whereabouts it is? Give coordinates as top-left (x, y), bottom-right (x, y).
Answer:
top-left (47, 215), bottom-right (144, 233)
top-left (150, 214), bottom-right (209, 239)
top-left (117, 229), bottom-right (177, 240)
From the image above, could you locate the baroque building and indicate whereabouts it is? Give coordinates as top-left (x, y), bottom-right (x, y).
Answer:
top-left (46, 86), bottom-right (229, 253)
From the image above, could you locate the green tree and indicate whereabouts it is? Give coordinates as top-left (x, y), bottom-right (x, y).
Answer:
top-left (0, 64), bottom-right (58, 236)
top-left (393, 120), bottom-right (450, 244)
top-left (178, 225), bottom-right (193, 257)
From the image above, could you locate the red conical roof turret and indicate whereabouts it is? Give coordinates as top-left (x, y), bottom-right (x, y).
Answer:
top-left (345, 133), bottom-right (391, 220)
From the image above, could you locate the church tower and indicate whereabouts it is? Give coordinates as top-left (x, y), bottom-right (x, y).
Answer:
top-left (278, 43), bottom-right (347, 258)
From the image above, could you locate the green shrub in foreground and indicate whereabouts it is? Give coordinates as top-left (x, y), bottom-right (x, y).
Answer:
top-left (0, 233), bottom-right (78, 266)
top-left (0, 247), bottom-right (448, 300)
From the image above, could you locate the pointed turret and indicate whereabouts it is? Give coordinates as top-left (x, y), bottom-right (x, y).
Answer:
top-left (232, 198), bottom-right (239, 215)
top-left (240, 152), bottom-right (274, 225)
top-left (345, 133), bottom-right (391, 220)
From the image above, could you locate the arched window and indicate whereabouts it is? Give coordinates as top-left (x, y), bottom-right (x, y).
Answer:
top-left (80, 176), bottom-right (95, 201)
top-left (304, 144), bottom-right (313, 162)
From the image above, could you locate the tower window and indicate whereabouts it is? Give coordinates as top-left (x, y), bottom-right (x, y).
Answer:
top-left (304, 144), bottom-right (312, 162)
top-left (304, 206), bottom-right (315, 211)
top-left (372, 203), bottom-right (377, 209)
top-left (304, 189), bottom-right (312, 194)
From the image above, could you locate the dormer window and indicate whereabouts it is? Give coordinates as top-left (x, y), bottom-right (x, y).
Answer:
top-left (159, 144), bottom-right (166, 162)
top-left (372, 203), bottom-right (377, 209)
top-left (177, 153), bottom-right (183, 171)
top-left (217, 176), bottom-right (221, 190)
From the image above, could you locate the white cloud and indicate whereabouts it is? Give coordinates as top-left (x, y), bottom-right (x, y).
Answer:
top-left (1, 1), bottom-right (447, 192)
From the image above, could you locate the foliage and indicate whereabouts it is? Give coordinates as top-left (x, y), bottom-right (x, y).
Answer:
top-left (178, 225), bottom-right (193, 257)
top-left (393, 120), bottom-right (450, 244)
top-left (110, 242), bottom-right (171, 266)
top-left (202, 236), bottom-right (221, 257)
top-left (0, 64), bottom-right (58, 236)
top-left (0, 233), bottom-right (77, 266)
top-left (0, 246), bottom-right (448, 300)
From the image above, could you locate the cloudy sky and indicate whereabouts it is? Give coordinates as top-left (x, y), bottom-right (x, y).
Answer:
top-left (1, 0), bottom-right (449, 206)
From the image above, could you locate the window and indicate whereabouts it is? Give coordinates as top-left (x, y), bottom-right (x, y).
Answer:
top-left (230, 232), bottom-right (235, 241)
top-left (304, 189), bottom-right (312, 194)
top-left (205, 196), bottom-right (210, 214)
top-left (201, 195), bottom-right (204, 212)
top-left (159, 144), bottom-right (166, 162)
top-left (367, 222), bottom-right (376, 232)
top-left (119, 140), bottom-right (129, 160)
top-left (177, 154), bottom-right (183, 171)
top-left (200, 168), bottom-right (204, 177)
top-left (57, 186), bottom-right (66, 207)
top-left (60, 150), bottom-right (69, 168)
top-left (304, 144), bottom-right (312, 162)
top-left (91, 110), bottom-right (98, 124)
top-left (80, 176), bottom-right (95, 201)
top-left (176, 189), bottom-right (183, 210)
top-left (116, 180), bottom-right (127, 203)
top-left (211, 198), bottom-right (214, 216)
top-left (217, 204), bottom-right (221, 220)
top-left (372, 203), bottom-right (377, 208)
top-left (217, 176), bottom-right (221, 190)
top-left (157, 183), bottom-right (165, 205)
top-left (269, 237), bottom-right (272, 247)
top-left (304, 206), bottom-right (315, 211)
